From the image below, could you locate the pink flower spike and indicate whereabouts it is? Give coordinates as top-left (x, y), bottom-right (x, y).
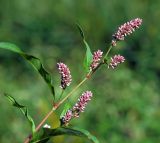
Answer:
top-left (113, 18), bottom-right (142, 42)
top-left (60, 110), bottom-right (73, 125)
top-left (90, 50), bottom-right (103, 70)
top-left (73, 91), bottom-right (93, 117)
top-left (60, 91), bottom-right (93, 126)
top-left (108, 55), bottom-right (125, 69)
top-left (57, 62), bottom-right (72, 89)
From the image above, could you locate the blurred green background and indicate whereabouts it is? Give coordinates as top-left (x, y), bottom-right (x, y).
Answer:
top-left (0, 0), bottom-right (160, 143)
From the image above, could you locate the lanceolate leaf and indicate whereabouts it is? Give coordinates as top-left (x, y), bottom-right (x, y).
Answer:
top-left (31, 127), bottom-right (100, 143)
top-left (83, 40), bottom-right (93, 72)
top-left (76, 24), bottom-right (93, 72)
top-left (0, 42), bottom-right (55, 99)
top-left (4, 93), bottom-right (36, 133)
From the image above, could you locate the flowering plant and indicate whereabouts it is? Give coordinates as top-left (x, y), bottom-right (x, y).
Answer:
top-left (0, 18), bottom-right (142, 143)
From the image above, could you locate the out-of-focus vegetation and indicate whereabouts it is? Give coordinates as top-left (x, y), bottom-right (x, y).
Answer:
top-left (0, 0), bottom-right (160, 143)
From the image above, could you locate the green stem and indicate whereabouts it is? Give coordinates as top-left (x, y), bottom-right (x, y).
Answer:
top-left (58, 89), bottom-right (64, 101)
top-left (103, 45), bottom-right (113, 60)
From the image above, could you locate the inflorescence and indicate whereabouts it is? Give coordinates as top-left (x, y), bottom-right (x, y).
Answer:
top-left (60, 91), bottom-right (92, 126)
top-left (108, 55), bottom-right (125, 69)
top-left (90, 50), bottom-right (103, 71)
top-left (57, 62), bottom-right (72, 89)
top-left (112, 18), bottom-right (142, 46)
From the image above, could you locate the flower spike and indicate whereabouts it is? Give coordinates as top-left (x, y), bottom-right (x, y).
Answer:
top-left (72, 91), bottom-right (92, 117)
top-left (60, 91), bottom-right (93, 126)
top-left (108, 55), bottom-right (125, 69)
top-left (60, 110), bottom-right (73, 125)
top-left (90, 50), bottom-right (103, 71)
top-left (57, 62), bottom-right (72, 89)
top-left (112, 18), bottom-right (142, 46)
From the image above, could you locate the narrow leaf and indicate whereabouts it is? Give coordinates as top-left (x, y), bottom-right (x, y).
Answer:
top-left (83, 40), bottom-right (93, 72)
top-left (0, 42), bottom-right (55, 99)
top-left (31, 127), bottom-right (100, 143)
top-left (4, 93), bottom-right (36, 133)
top-left (76, 24), bottom-right (93, 72)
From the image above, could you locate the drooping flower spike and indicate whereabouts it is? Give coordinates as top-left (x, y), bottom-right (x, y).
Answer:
top-left (90, 50), bottom-right (103, 71)
top-left (112, 18), bottom-right (142, 46)
top-left (60, 91), bottom-right (93, 126)
top-left (108, 55), bottom-right (125, 69)
top-left (57, 62), bottom-right (72, 89)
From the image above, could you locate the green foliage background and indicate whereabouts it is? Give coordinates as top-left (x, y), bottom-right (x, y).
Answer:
top-left (0, 0), bottom-right (160, 143)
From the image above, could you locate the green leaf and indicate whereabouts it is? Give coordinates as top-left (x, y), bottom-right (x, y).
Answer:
top-left (76, 24), bottom-right (93, 72)
top-left (83, 41), bottom-right (93, 72)
top-left (4, 93), bottom-right (36, 133)
top-left (31, 127), bottom-right (100, 143)
top-left (0, 42), bottom-right (55, 99)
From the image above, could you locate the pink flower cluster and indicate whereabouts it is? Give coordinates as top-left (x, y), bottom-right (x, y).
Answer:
top-left (112, 18), bottom-right (142, 46)
top-left (108, 55), bottom-right (125, 69)
top-left (61, 110), bottom-right (72, 125)
top-left (60, 91), bottom-right (93, 125)
top-left (73, 91), bottom-right (92, 117)
top-left (90, 50), bottom-right (103, 70)
top-left (57, 62), bottom-right (72, 89)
